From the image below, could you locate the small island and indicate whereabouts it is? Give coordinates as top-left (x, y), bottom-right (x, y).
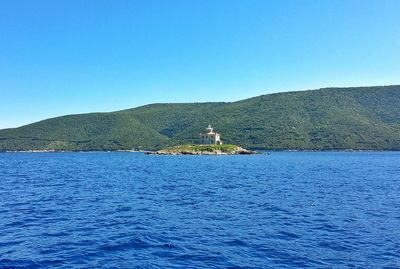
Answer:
top-left (146, 125), bottom-right (258, 155)
top-left (146, 144), bottom-right (258, 155)
top-left (147, 125), bottom-right (259, 155)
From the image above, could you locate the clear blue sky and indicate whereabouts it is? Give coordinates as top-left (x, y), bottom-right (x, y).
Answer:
top-left (1, 0), bottom-right (399, 129)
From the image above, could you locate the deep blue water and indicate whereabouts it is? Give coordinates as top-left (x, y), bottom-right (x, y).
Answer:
top-left (0, 152), bottom-right (400, 268)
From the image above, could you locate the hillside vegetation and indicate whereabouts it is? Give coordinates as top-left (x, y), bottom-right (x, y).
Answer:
top-left (1, 86), bottom-right (399, 151)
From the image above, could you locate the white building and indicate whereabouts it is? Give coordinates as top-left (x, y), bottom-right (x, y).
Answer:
top-left (199, 125), bottom-right (223, 145)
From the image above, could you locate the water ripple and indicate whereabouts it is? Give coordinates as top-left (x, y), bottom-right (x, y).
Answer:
top-left (0, 151), bottom-right (399, 268)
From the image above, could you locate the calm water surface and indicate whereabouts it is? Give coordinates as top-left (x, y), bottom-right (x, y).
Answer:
top-left (0, 152), bottom-right (399, 268)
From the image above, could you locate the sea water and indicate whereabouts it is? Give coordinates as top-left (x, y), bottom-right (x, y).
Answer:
top-left (0, 152), bottom-right (399, 268)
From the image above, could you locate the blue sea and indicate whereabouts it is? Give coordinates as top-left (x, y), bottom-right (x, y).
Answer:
top-left (0, 152), bottom-right (399, 268)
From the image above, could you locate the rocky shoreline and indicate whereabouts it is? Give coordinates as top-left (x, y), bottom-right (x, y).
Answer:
top-left (145, 145), bottom-right (259, 155)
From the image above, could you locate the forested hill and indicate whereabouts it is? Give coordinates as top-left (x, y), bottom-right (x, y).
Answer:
top-left (1, 86), bottom-right (399, 151)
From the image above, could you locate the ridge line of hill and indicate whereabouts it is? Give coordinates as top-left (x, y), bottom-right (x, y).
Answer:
top-left (1, 85), bottom-right (399, 151)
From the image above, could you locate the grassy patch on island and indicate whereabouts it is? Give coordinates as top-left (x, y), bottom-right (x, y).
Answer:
top-left (160, 144), bottom-right (240, 153)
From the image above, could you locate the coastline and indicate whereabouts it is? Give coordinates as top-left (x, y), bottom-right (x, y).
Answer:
top-left (1, 149), bottom-right (149, 153)
top-left (1, 149), bottom-right (400, 153)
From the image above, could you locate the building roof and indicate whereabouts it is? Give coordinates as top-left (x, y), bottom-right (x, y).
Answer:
top-left (199, 131), bottom-right (219, 135)
top-left (199, 125), bottom-right (220, 136)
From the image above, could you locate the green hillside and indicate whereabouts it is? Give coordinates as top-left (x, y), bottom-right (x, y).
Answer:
top-left (1, 86), bottom-right (399, 151)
